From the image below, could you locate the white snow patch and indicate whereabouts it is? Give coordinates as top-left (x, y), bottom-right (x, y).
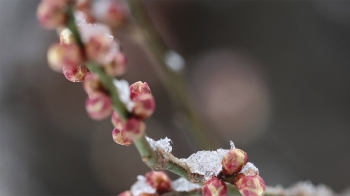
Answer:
top-left (113, 79), bottom-right (135, 112)
top-left (171, 177), bottom-right (201, 192)
top-left (77, 21), bottom-right (113, 43)
top-left (130, 175), bottom-right (156, 196)
top-left (180, 148), bottom-right (229, 180)
top-left (146, 137), bottom-right (172, 153)
top-left (165, 50), bottom-right (185, 72)
top-left (240, 162), bottom-right (259, 176)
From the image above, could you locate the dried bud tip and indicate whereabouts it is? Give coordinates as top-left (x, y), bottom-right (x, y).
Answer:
top-left (63, 64), bottom-right (89, 82)
top-left (124, 118), bottom-right (146, 140)
top-left (112, 128), bottom-right (132, 146)
top-left (202, 177), bottom-right (227, 196)
top-left (221, 148), bottom-right (248, 176)
top-left (60, 29), bottom-right (75, 44)
top-left (132, 94), bottom-right (156, 120)
top-left (85, 94), bottom-right (112, 120)
top-left (145, 171), bottom-right (172, 194)
top-left (130, 81), bottom-right (152, 100)
top-left (235, 175), bottom-right (266, 196)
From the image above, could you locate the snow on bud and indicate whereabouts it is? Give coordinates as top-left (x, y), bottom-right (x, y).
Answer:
top-left (145, 171), bottom-right (172, 194)
top-left (60, 29), bottom-right (75, 44)
top-left (118, 191), bottom-right (133, 196)
top-left (221, 148), bottom-right (248, 176)
top-left (124, 118), bottom-right (146, 140)
top-left (129, 82), bottom-right (152, 100)
top-left (104, 52), bottom-right (127, 77)
top-left (235, 175), bottom-right (266, 196)
top-left (85, 94), bottom-right (112, 120)
top-left (63, 64), bottom-right (89, 82)
top-left (47, 43), bottom-right (82, 72)
top-left (85, 33), bottom-right (113, 64)
top-left (37, 0), bottom-right (67, 29)
top-left (83, 73), bottom-right (106, 98)
top-left (93, 0), bottom-right (128, 28)
top-left (132, 94), bottom-right (156, 119)
top-left (202, 177), bottom-right (227, 196)
top-left (112, 127), bottom-right (132, 146)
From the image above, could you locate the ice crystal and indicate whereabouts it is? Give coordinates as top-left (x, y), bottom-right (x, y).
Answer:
top-left (240, 162), bottom-right (259, 176)
top-left (180, 148), bottom-right (229, 180)
top-left (113, 79), bottom-right (134, 112)
top-left (230, 140), bottom-right (235, 149)
top-left (146, 137), bottom-right (172, 153)
top-left (130, 175), bottom-right (156, 196)
top-left (172, 177), bottom-right (201, 192)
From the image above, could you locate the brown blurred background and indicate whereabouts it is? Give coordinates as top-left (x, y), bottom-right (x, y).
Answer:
top-left (1, 0), bottom-right (350, 195)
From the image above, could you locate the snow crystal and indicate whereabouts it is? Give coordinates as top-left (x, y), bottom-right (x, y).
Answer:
top-left (113, 79), bottom-right (135, 112)
top-left (146, 137), bottom-right (172, 153)
top-left (180, 148), bottom-right (229, 180)
top-left (230, 140), bottom-right (235, 149)
top-left (171, 177), bottom-right (201, 192)
top-left (240, 162), bottom-right (259, 176)
top-left (130, 175), bottom-right (156, 196)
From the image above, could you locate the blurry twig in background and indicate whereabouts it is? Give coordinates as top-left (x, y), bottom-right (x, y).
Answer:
top-left (125, 0), bottom-right (216, 151)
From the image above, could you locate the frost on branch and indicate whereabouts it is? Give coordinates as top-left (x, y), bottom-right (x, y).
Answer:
top-left (180, 149), bottom-right (229, 180)
top-left (130, 175), bottom-right (156, 196)
top-left (266, 181), bottom-right (334, 196)
top-left (171, 177), bottom-right (201, 192)
top-left (146, 136), bottom-right (172, 153)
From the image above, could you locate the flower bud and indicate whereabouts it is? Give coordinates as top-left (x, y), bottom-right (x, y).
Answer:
top-left (235, 175), bottom-right (266, 196)
top-left (118, 191), bottom-right (133, 196)
top-left (93, 0), bottom-right (128, 28)
top-left (145, 171), bottom-right (172, 194)
top-left (221, 148), bottom-right (248, 176)
top-left (85, 94), bottom-right (112, 120)
top-left (124, 118), bottom-right (146, 140)
top-left (111, 110), bottom-right (124, 128)
top-left (129, 82), bottom-right (151, 100)
top-left (132, 94), bottom-right (156, 119)
top-left (60, 29), bottom-right (75, 44)
top-left (63, 64), bottom-right (89, 82)
top-left (104, 52), bottom-right (127, 77)
top-left (85, 33), bottom-right (113, 64)
top-left (83, 73), bottom-right (105, 98)
top-left (112, 127), bottom-right (132, 146)
top-left (202, 177), bottom-right (227, 196)
top-left (37, 1), bottom-right (67, 29)
top-left (47, 43), bottom-right (82, 72)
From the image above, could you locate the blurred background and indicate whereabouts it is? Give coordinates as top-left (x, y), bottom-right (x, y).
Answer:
top-left (1, 0), bottom-right (350, 195)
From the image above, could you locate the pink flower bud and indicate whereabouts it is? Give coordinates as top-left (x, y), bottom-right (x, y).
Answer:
top-left (47, 43), bottom-right (82, 72)
top-left (202, 177), bottom-right (227, 196)
top-left (235, 175), bottom-right (266, 196)
top-left (145, 171), bottom-right (172, 194)
top-left (85, 94), bottom-right (112, 120)
top-left (93, 0), bottom-right (128, 28)
top-left (129, 82), bottom-right (152, 100)
top-left (60, 29), bottom-right (75, 44)
top-left (132, 94), bottom-right (156, 119)
top-left (221, 149), bottom-right (248, 176)
top-left (37, 1), bottom-right (67, 29)
top-left (83, 73), bottom-right (106, 98)
top-left (104, 52), bottom-right (127, 77)
top-left (112, 127), bottom-right (132, 146)
top-left (124, 118), bottom-right (146, 140)
top-left (63, 64), bottom-right (89, 82)
top-left (111, 110), bottom-right (124, 128)
top-left (85, 33), bottom-right (113, 64)
top-left (118, 191), bottom-right (133, 196)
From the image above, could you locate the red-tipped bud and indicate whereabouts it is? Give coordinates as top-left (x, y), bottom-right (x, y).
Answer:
top-left (132, 94), bottom-right (156, 119)
top-left (124, 118), bottom-right (146, 140)
top-left (235, 175), bottom-right (266, 196)
top-left (83, 73), bottom-right (105, 98)
top-left (85, 94), bottom-right (112, 120)
top-left (47, 43), bottom-right (82, 72)
top-left (145, 171), bottom-right (172, 194)
top-left (221, 149), bottom-right (248, 176)
top-left (112, 128), bottom-right (132, 146)
top-left (129, 82), bottom-right (152, 100)
top-left (104, 52), bottom-right (127, 77)
top-left (37, 1), bottom-right (67, 29)
top-left (63, 64), bottom-right (89, 82)
top-left (202, 177), bottom-right (227, 196)
top-left (85, 34), bottom-right (113, 64)
top-left (60, 29), bottom-right (75, 44)
top-left (118, 191), bottom-right (133, 196)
